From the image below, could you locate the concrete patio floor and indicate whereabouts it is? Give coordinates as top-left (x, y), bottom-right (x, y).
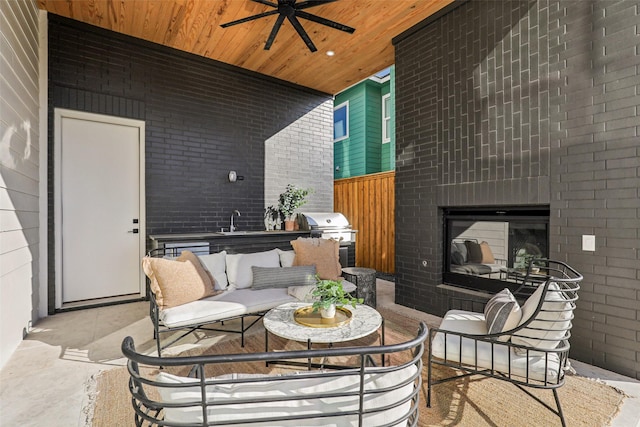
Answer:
top-left (1, 280), bottom-right (639, 426)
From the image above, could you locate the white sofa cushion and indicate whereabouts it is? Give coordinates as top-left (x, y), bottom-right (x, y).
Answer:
top-left (276, 248), bottom-right (296, 267)
top-left (160, 288), bottom-right (296, 328)
top-left (198, 251), bottom-right (228, 290)
top-left (484, 288), bottom-right (521, 341)
top-left (431, 310), bottom-right (561, 382)
top-left (511, 282), bottom-right (572, 351)
top-left (156, 364), bottom-right (417, 426)
top-left (226, 249), bottom-right (280, 289)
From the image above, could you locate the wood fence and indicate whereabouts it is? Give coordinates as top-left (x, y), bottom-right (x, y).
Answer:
top-left (334, 171), bottom-right (395, 274)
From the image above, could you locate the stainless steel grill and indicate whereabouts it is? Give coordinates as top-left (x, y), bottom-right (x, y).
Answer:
top-left (298, 212), bottom-right (357, 244)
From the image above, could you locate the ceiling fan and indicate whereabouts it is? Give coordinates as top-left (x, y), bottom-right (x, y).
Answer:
top-left (221, 0), bottom-right (355, 53)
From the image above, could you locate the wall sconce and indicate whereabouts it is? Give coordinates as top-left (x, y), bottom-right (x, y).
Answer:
top-left (228, 171), bottom-right (244, 182)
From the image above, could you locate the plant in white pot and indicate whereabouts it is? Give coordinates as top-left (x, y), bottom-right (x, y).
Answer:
top-left (312, 277), bottom-right (363, 319)
top-left (278, 184), bottom-right (312, 231)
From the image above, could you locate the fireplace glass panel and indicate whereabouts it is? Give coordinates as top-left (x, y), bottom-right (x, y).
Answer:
top-left (443, 208), bottom-right (549, 292)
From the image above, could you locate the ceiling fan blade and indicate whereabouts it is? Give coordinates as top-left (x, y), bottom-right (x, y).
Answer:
top-left (250, 0), bottom-right (279, 7)
top-left (220, 10), bottom-right (279, 28)
top-left (295, 0), bottom-right (339, 10)
top-left (264, 14), bottom-right (286, 50)
top-left (286, 14), bottom-right (317, 52)
top-left (296, 10), bottom-right (355, 33)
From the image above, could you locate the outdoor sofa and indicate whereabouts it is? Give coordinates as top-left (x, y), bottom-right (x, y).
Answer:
top-left (143, 238), bottom-right (356, 356)
top-left (122, 322), bottom-right (427, 426)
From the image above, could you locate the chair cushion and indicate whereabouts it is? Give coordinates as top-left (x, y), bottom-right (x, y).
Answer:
top-left (431, 310), bottom-right (561, 382)
top-left (198, 251), bottom-right (228, 290)
top-left (226, 249), bottom-right (280, 289)
top-left (155, 364), bottom-right (417, 426)
top-left (142, 256), bottom-right (218, 310)
top-left (291, 237), bottom-right (342, 281)
top-left (484, 288), bottom-right (521, 341)
top-left (251, 265), bottom-right (317, 290)
top-left (511, 282), bottom-right (572, 351)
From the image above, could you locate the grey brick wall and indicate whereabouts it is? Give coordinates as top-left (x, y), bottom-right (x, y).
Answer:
top-left (394, 0), bottom-right (639, 379)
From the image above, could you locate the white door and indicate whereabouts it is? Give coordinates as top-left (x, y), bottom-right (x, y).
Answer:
top-left (55, 109), bottom-right (145, 305)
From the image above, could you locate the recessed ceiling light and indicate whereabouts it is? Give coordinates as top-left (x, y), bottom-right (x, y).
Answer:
top-left (326, 51), bottom-right (335, 57)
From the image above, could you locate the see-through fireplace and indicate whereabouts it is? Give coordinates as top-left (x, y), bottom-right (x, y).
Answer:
top-left (443, 206), bottom-right (550, 293)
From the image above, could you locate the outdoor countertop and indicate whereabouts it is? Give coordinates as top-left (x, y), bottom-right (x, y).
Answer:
top-left (148, 230), bottom-right (309, 241)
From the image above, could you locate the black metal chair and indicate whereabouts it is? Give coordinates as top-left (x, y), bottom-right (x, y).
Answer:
top-left (428, 260), bottom-right (582, 427)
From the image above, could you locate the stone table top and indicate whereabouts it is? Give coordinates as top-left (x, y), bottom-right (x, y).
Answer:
top-left (263, 302), bottom-right (382, 344)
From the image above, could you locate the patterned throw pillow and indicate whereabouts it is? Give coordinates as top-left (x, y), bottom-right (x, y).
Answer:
top-left (251, 265), bottom-right (317, 290)
top-left (484, 288), bottom-right (522, 341)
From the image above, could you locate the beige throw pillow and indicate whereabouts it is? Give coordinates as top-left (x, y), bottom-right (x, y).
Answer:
top-left (480, 241), bottom-right (495, 263)
top-left (291, 237), bottom-right (342, 281)
top-left (142, 255), bottom-right (219, 310)
top-left (177, 250), bottom-right (216, 290)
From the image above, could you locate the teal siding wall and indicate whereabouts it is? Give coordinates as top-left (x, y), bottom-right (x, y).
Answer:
top-left (334, 85), bottom-right (367, 178)
top-left (334, 68), bottom-right (395, 179)
top-left (364, 82), bottom-right (382, 174)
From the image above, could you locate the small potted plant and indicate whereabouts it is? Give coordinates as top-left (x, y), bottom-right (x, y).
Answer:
top-left (312, 276), bottom-right (363, 319)
top-left (264, 205), bottom-right (281, 231)
top-left (278, 184), bottom-right (312, 230)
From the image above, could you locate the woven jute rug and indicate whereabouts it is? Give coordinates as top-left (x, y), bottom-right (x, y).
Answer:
top-left (91, 308), bottom-right (625, 426)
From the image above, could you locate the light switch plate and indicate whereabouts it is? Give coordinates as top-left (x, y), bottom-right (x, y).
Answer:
top-left (582, 235), bottom-right (596, 251)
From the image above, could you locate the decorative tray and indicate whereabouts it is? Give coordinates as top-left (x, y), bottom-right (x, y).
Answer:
top-left (293, 306), bottom-right (352, 328)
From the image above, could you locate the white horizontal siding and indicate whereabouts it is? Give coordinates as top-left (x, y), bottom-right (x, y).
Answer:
top-left (0, 0), bottom-right (41, 370)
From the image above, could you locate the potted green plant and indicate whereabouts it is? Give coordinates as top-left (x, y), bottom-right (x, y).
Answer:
top-left (312, 277), bottom-right (363, 319)
top-left (264, 205), bottom-right (281, 231)
top-left (278, 184), bottom-right (312, 230)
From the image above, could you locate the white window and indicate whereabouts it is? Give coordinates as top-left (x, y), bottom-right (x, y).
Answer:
top-left (334, 102), bottom-right (348, 141)
top-left (382, 94), bottom-right (391, 143)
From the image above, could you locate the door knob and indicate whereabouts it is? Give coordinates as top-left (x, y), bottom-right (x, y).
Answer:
top-left (128, 228), bottom-right (139, 234)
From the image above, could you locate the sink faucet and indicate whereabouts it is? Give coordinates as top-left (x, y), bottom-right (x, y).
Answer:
top-left (230, 209), bottom-right (241, 232)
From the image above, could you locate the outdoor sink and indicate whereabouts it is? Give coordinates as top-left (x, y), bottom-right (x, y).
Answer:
top-left (215, 231), bottom-right (267, 236)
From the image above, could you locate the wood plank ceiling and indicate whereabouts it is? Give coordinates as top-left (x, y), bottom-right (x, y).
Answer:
top-left (38, 0), bottom-right (454, 94)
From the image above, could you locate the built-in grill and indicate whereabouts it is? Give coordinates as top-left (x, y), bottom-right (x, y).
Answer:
top-left (298, 212), bottom-right (357, 244)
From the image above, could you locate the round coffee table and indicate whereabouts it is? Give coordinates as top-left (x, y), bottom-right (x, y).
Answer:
top-left (263, 302), bottom-right (384, 367)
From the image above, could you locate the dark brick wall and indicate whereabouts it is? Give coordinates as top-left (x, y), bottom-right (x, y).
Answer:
top-left (394, 0), bottom-right (639, 379)
top-left (47, 15), bottom-right (333, 312)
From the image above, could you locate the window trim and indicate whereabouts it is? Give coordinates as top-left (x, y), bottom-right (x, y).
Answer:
top-left (333, 101), bottom-right (349, 142)
top-left (382, 93), bottom-right (391, 144)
